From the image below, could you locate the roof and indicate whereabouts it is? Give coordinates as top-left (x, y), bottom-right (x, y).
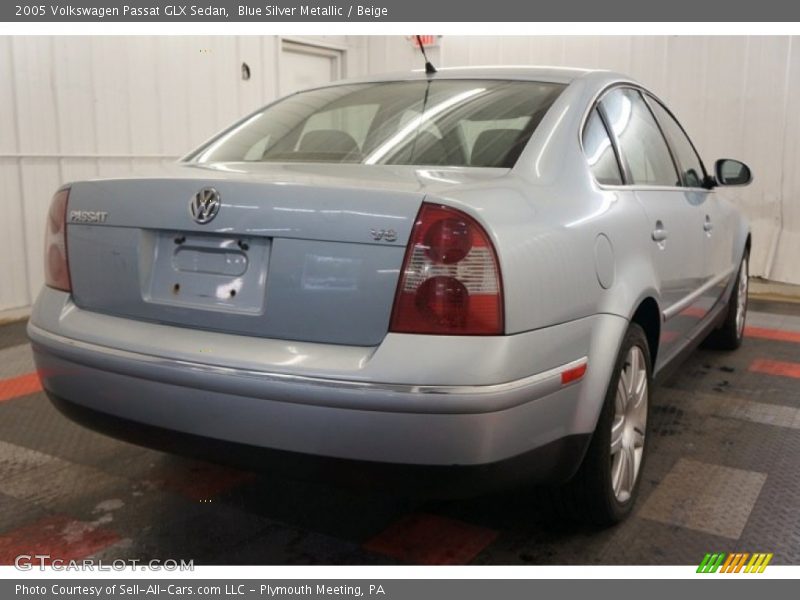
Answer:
top-left (334, 66), bottom-right (600, 86)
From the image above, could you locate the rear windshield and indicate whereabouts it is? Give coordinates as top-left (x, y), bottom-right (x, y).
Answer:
top-left (187, 80), bottom-right (565, 168)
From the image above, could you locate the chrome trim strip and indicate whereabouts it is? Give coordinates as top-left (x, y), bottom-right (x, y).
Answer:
top-left (662, 267), bottom-right (735, 321)
top-left (28, 322), bottom-right (587, 398)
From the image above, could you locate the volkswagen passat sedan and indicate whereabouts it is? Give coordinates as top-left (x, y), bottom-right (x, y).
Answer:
top-left (29, 67), bottom-right (751, 523)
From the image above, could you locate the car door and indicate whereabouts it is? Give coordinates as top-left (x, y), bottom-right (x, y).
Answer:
top-left (703, 190), bottom-right (740, 302)
top-left (599, 88), bottom-right (707, 364)
top-left (646, 96), bottom-right (738, 311)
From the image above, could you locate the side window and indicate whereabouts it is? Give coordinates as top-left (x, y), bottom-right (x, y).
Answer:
top-left (582, 108), bottom-right (623, 185)
top-left (646, 97), bottom-right (706, 188)
top-left (600, 88), bottom-right (680, 187)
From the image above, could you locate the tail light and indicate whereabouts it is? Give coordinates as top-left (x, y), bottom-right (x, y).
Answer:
top-left (44, 188), bottom-right (71, 292)
top-left (389, 203), bottom-right (504, 335)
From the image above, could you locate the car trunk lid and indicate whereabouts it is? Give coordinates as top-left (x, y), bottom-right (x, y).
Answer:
top-left (66, 166), bottom-right (428, 346)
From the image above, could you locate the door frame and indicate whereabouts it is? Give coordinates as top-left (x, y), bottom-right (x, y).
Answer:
top-left (277, 37), bottom-right (346, 96)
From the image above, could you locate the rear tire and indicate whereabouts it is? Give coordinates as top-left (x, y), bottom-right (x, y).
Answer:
top-left (553, 323), bottom-right (651, 526)
top-left (703, 252), bottom-right (748, 350)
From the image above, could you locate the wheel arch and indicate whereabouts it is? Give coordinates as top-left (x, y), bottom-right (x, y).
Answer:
top-left (629, 296), bottom-right (661, 371)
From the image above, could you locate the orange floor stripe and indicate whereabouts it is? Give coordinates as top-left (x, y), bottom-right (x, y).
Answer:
top-left (745, 326), bottom-right (800, 344)
top-left (0, 372), bottom-right (42, 403)
top-left (749, 358), bottom-right (800, 379)
top-left (364, 513), bottom-right (498, 565)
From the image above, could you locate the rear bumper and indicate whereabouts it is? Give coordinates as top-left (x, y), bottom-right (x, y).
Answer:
top-left (28, 288), bottom-right (629, 487)
top-left (48, 392), bottom-right (590, 497)
top-left (30, 323), bottom-right (588, 469)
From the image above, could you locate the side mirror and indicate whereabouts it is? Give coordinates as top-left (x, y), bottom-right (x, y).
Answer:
top-left (715, 159), bottom-right (752, 186)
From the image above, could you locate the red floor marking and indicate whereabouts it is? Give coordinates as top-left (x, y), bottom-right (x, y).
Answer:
top-left (0, 372), bottom-right (42, 403)
top-left (151, 461), bottom-right (256, 501)
top-left (0, 515), bottom-right (121, 565)
top-left (363, 513), bottom-right (498, 565)
top-left (745, 326), bottom-right (800, 344)
top-left (749, 358), bottom-right (800, 379)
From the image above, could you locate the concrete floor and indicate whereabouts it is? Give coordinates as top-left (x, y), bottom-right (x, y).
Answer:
top-left (1, 300), bottom-right (799, 566)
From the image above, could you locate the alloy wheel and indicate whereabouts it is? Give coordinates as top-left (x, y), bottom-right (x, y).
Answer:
top-left (735, 259), bottom-right (748, 338)
top-left (610, 345), bottom-right (648, 502)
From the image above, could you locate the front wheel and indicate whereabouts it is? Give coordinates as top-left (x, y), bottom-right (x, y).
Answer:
top-left (554, 322), bottom-right (651, 525)
top-left (704, 252), bottom-right (748, 350)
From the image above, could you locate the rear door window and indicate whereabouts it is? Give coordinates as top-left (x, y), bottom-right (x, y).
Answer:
top-left (600, 88), bottom-right (680, 187)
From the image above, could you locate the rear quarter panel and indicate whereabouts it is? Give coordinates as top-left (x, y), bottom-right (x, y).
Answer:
top-left (428, 73), bottom-right (662, 336)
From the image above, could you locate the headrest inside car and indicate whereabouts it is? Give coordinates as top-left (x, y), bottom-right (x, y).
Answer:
top-left (470, 128), bottom-right (525, 168)
top-left (298, 130), bottom-right (360, 156)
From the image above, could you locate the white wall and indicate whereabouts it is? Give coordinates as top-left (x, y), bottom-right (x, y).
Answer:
top-left (0, 35), bottom-right (368, 312)
top-left (367, 36), bottom-right (800, 288)
top-left (2, 35), bottom-right (799, 313)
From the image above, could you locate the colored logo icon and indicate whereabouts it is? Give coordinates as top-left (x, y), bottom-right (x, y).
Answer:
top-left (697, 552), bottom-right (773, 573)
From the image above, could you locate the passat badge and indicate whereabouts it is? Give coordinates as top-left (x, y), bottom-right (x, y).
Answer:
top-left (189, 187), bottom-right (221, 224)
top-left (69, 210), bottom-right (108, 224)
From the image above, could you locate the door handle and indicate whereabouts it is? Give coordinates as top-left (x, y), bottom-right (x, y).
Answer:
top-left (704, 215), bottom-right (714, 233)
top-left (652, 221), bottom-right (668, 242)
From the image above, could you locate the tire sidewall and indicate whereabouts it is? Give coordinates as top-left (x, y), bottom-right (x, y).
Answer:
top-left (594, 323), bottom-right (653, 521)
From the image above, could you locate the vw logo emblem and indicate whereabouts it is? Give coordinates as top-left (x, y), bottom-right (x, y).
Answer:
top-left (189, 187), bottom-right (221, 224)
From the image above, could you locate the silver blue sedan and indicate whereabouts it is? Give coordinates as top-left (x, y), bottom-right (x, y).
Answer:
top-left (28, 67), bottom-right (751, 523)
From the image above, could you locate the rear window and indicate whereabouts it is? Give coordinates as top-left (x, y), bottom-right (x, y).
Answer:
top-left (188, 80), bottom-right (565, 168)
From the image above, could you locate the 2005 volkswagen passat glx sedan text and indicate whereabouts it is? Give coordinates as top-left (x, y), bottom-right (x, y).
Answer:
top-left (29, 67), bottom-right (752, 524)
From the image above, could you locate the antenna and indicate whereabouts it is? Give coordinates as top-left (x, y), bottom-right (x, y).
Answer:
top-left (407, 72), bottom-right (433, 162)
top-left (415, 35), bottom-right (437, 75)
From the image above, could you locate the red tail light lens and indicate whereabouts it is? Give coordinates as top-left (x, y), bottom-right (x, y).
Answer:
top-left (44, 188), bottom-right (71, 292)
top-left (390, 203), bottom-right (504, 335)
